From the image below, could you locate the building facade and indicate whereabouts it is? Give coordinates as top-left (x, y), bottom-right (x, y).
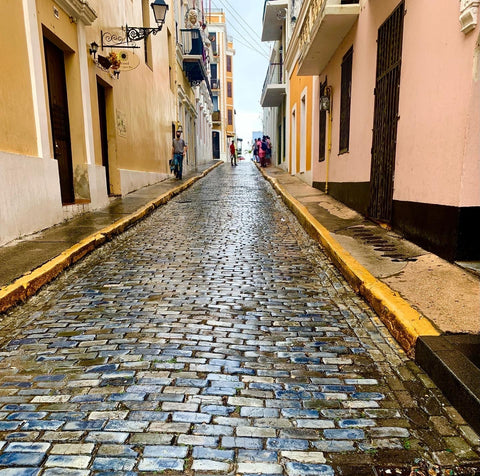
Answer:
top-left (262, 0), bottom-right (480, 262)
top-left (205, 9), bottom-right (236, 161)
top-left (1, 0), bottom-right (215, 247)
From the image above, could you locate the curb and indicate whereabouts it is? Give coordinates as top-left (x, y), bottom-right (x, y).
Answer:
top-left (257, 165), bottom-right (440, 356)
top-left (0, 161), bottom-right (223, 315)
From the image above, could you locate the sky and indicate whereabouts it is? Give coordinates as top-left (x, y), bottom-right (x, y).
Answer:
top-left (208, 0), bottom-right (271, 149)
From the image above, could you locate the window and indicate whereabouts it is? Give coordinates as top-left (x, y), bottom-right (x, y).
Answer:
top-left (210, 32), bottom-right (217, 56)
top-left (211, 63), bottom-right (217, 80)
top-left (339, 47), bottom-right (353, 154)
top-left (228, 109), bottom-right (233, 125)
top-left (226, 55), bottom-right (232, 72)
top-left (212, 95), bottom-right (219, 111)
top-left (227, 81), bottom-right (232, 98)
top-left (319, 79), bottom-right (327, 162)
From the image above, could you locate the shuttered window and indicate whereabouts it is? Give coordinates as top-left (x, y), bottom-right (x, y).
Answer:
top-left (339, 47), bottom-right (353, 154)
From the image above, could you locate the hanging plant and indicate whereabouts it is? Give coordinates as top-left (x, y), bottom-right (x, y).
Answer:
top-left (108, 52), bottom-right (121, 70)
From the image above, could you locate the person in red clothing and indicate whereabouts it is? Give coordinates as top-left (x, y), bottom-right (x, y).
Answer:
top-left (230, 140), bottom-right (237, 166)
top-left (259, 136), bottom-right (267, 167)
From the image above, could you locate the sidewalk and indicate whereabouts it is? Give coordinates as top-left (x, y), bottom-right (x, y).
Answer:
top-left (0, 160), bottom-right (222, 312)
top-left (257, 163), bottom-right (480, 434)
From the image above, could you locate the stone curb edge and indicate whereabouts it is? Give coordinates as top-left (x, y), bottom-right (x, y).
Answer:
top-left (257, 164), bottom-right (440, 356)
top-left (0, 161), bottom-right (223, 315)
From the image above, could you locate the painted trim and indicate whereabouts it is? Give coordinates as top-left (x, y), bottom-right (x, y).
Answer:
top-left (23, 0), bottom-right (51, 159)
top-left (54, 0), bottom-right (97, 25)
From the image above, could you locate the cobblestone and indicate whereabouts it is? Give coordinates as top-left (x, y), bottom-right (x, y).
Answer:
top-left (0, 162), bottom-right (478, 474)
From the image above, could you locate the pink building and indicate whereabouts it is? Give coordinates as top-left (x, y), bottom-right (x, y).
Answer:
top-left (286, 0), bottom-right (480, 262)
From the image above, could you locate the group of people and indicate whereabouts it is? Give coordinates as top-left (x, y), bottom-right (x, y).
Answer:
top-left (172, 131), bottom-right (273, 178)
top-left (252, 136), bottom-right (272, 167)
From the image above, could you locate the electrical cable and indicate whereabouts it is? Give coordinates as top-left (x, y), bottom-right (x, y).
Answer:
top-left (210, 0), bottom-right (271, 58)
top-left (214, 0), bottom-right (269, 51)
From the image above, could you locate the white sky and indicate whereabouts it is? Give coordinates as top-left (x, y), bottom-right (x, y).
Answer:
top-left (209, 0), bottom-right (271, 149)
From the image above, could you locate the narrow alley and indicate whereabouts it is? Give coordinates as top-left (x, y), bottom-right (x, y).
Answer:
top-left (0, 162), bottom-right (478, 476)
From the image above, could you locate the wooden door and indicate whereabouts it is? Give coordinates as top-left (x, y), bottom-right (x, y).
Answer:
top-left (44, 38), bottom-right (75, 204)
top-left (97, 81), bottom-right (111, 195)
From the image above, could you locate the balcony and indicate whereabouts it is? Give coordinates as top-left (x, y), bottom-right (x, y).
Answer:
top-left (212, 110), bottom-right (221, 123)
top-left (211, 78), bottom-right (220, 90)
top-left (296, 0), bottom-right (360, 76)
top-left (179, 29), bottom-right (208, 84)
top-left (262, 0), bottom-right (288, 41)
top-left (261, 62), bottom-right (285, 107)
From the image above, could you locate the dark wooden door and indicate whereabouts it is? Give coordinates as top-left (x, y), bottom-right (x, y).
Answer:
top-left (97, 81), bottom-right (111, 195)
top-left (44, 38), bottom-right (75, 204)
top-left (369, 1), bottom-right (404, 223)
top-left (212, 131), bottom-right (220, 159)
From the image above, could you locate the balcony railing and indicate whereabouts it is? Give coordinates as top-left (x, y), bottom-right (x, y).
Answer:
top-left (179, 29), bottom-right (209, 85)
top-left (296, 0), bottom-right (360, 75)
top-left (212, 110), bottom-right (221, 122)
top-left (211, 79), bottom-right (220, 90)
top-left (260, 61), bottom-right (286, 107)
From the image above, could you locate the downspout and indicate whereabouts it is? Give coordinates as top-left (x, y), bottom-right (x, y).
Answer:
top-left (325, 86), bottom-right (332, 194)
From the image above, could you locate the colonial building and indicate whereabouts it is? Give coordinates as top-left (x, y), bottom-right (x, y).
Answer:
top-left (0, 0), bottom-right (214, 247)
top-left (261, 0), bottom-right (480, 262)
top-left (174, 0), bottom-right (213, 169)
top-left (205, 9), bottom-right (236, 161)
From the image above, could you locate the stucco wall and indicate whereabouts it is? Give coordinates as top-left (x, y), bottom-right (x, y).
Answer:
top-left (88, 0), bottom-right (176, 194)
top-left (0, 1), bottom-right (38, 157)
top-left (312, 0), bottom-right (480, 208)
top-left (289, 63), bottom-right (313, 180)
top-left (395, 0), bottom-right (480, 207)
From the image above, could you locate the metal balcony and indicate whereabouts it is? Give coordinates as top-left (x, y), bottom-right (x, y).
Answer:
top-left (262, 0), bottom-right (288, 42)
top-left (296, 0), bottom-right (360, 76)
top-left (212, 110), bottom-right (221, 123)
top-left (211, 79), bottom-right (220, 90)
top-left (261, 61), bottom-right (286, 107)
top-left (179, 29), bottom-right (208, 84)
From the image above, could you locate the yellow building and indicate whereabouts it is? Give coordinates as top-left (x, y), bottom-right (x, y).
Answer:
top-left (205, 9), bottom-right (235, 161)
top-left (0, 0), bottom-right (215, 246)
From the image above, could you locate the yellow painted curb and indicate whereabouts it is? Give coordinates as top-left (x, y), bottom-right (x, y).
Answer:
top-left (258, 165), bottom-right (440, 355)
top-left (0, 161), bottom-right (223, 315)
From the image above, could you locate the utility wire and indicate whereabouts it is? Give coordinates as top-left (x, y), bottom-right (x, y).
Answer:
top-left (210, 0), bottom-right (271, 58)
top-left (214, 0), bottom-right (269, 52)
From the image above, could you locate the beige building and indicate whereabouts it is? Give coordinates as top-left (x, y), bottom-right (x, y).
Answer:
top-left (174, 0), bottom-right (213, 169)
top-left (1, 0), bottom-right (215, 247)
top-left (205, 9), bottom-right (235, 161)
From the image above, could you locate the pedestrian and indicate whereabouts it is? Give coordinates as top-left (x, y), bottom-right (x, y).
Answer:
top-left (266, 136), bottom-right (272, 166)
top-left (171, 129), bottom-right (187, 179)
top-left (252, 139), bottom-right (259, 162)
top-left (230, 139), bottom-right (237, 166)
top-left (255, 137), bottom-right (262, 163)
top-left (259, 136), bottom-right (267, 167)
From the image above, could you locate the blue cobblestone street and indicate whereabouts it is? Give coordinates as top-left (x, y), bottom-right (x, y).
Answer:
top-left (0, 162), bottom-right (478, 475)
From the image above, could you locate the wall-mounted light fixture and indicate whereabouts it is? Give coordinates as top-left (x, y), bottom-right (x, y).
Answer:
top-left (89, 41), bottom-right (99, 59)
top-left (125, 0), bottom-right (169, 42)
top-left (113, 70), bottom-right (120, 79)
top-left (320, 86), bottom-right (332, 113)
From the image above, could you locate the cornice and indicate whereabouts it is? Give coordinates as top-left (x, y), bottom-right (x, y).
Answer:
top-left (459, 0), bottom-right (480, 33)
top-left (55, 0), bottom-right (97, 25)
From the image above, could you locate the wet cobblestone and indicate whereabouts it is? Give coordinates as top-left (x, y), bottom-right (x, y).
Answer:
top-left (0, 162), bottom-right (479, 474)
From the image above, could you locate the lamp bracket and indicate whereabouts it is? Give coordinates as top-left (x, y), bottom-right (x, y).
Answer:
top-left (101, 30), bottom-right (140, 49)
top-left (125, 25), bottom-right (163, 43)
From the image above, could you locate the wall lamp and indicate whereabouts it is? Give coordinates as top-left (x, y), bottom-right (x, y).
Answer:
top-left (320, 86), bottom-right (332, 113)
top-left (89, 41), bottom-right (99, 59)
top-left (125, 0), bottom-right (169, 42)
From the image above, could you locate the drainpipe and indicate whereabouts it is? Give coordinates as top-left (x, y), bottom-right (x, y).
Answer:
top-left (325, 86), bottom-right (332, 194)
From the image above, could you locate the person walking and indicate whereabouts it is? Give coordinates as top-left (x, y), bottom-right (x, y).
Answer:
top-left (259, 136), bottom-right (267, 167)
top-left (266, 136), bottom-right (272, 166)
top-left (172, 129), bottom-right (187, 179)
top-left (230, 140), bottom-right (237, 166)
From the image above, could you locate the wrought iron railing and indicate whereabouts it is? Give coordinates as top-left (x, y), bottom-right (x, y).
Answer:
top-left (212, 110), bottom-right (221, 122)
top-left (179, 29), bottom-right (205, 57)
top-left (297, 0), bottom-right (359, 55)
top-left (211, 79), bottom-right (220, 90)
top-left (262, 61), bottom-right (284, 93)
